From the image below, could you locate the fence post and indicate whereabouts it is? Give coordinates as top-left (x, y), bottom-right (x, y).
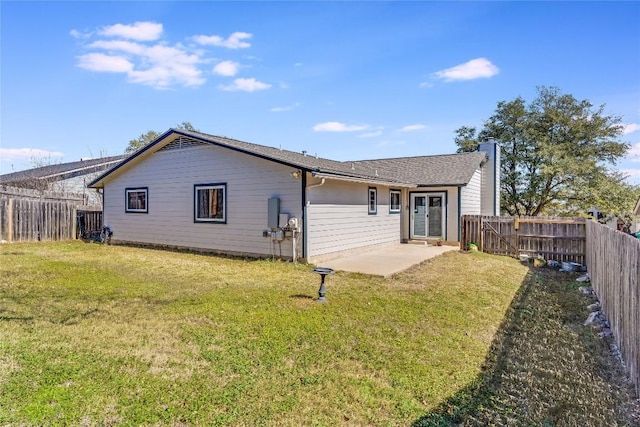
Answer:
top-left (7, 198), bottom-right (14, 243)
top-left (72, 207), bottom-right (77, 240)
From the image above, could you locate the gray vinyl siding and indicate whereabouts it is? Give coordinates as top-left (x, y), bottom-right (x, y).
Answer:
top-left (479, 142), bottom-right (500, 216)
top-left (51, 173), bottom-right (104, 207)
top-left (102, 144), bottom-right (301, 257)
top-left (306, 179), bottom-right (400, 258)
top-left (460, 168), bottom-right (482, 216)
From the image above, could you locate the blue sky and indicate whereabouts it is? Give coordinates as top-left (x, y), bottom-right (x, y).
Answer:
top-left (2, 1), bottom-right (639, 183)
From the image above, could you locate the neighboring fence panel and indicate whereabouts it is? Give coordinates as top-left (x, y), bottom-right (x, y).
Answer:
top-left (461, 215), bottom-right (586, 264)
top-left (586, 221), bottom-right (640, 395)
top-left (0, 186), bottom-right (85, 243)
top-left (0, 198), bottom-right (78, 242)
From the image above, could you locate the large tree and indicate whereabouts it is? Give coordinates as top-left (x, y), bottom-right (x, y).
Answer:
top-left (455, 86), bottom-right (632, 216)
top-left (125, 121), bottom-right (198, 153)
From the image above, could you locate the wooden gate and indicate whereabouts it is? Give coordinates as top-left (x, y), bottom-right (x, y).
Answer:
top-left (461, 215), bottom-right (587, 264)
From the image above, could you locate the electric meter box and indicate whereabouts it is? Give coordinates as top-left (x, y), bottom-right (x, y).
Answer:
top-left (268, 198), bottom-right (280, 229)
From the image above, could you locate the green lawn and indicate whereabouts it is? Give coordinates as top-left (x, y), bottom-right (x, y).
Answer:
top-left (0, 242), bottom-right (636, 426)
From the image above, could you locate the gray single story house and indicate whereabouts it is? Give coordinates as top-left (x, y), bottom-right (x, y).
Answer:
top-left (89, 129), bottom-right (500, 262)
top-left (0, 155), bottom-right (126, 207)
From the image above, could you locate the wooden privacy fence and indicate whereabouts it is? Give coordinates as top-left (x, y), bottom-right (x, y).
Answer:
top-left (0, 186), bottom-right (85, 243)
top-left (586, 221), bottom-right (640, 395)
top-left (461, 215), bottom-right (586, 264)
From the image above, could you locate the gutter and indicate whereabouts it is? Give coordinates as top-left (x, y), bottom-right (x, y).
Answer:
top-left (311, 172), bottom-right (415, 188)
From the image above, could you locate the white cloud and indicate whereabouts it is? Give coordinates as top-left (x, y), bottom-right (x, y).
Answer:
top-left (313, 122), bottom-right (369, 132)
top-left (358, 131), bottom-right (383, 138)
top-left (220, 78), bottom-right (271, 92)
top-left (432, 57), bottom-right (499, 82)
top-left (88, 40), bottom-right (146, 55)
top-left (75, 23), bottom-right (261, 89)
top-left (377, 140), bottom-right (406, 147)
top-left (77, 38), bottom-right (204, 88)
top-left (70, 29), bottom-right (91, 39)
top-left (193, 32), bottom-right (252, 49)
top-left (76, 53), bottom-right (134, 73)
top-left (400, 124), bottom-right (427, 132)
top-left (623, 123), bottom-right (640, 135)
top-left (295, 62), bottom-right (303, 67)
top-left (270, 102), bottom-right (300, 113)
top-left (627, 142), bottom-right (640, 162)
top-left (620, 169), bottom-right (640, 184)
top-left (0, 148), bottom-right (64, 161)
top-left (98, 22), bottom-right (163, 41)
top-left (419, 82), bottom-right (434, 88)
top-left (213, 60), bottom-right (240, 76)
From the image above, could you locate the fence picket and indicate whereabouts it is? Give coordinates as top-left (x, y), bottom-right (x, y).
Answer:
top-left (461, 215), bottom-right (586, 264)
top-left (586, 221), bottom-right (640, 396)
top-left (0, 185), bottom-right (89, 242)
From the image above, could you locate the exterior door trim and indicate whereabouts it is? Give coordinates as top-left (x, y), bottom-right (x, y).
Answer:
top-left (409, 191), bottom-right (447, 239)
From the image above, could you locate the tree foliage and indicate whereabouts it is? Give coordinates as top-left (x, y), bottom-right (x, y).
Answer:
top-left (455, 86), bottom-right (634, 217)
top-left (125, 121), bottom-right (199, 153)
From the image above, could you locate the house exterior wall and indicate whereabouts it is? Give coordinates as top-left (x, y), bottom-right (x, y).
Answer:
top-left (403, 186), bottom-right (460, 242)
top-left (52, 173), bottom-right (103, 206)
top-left (102, 144), bottom-right (302, 258)
top-left (306, 177), bottom-right (400, 259)
top-left (460, 168), bottom-right (482, 216)
top-left (479, 141), bottom-right (501, 216)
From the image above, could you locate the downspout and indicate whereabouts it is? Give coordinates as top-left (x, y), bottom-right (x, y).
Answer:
top-left (492, 143), bottom-right (497, 216)
top-left (457, 186), bottom-right (462, 242)
top-left (307, 177), bottom-right (326, 190)
top-left (304, 177), bottom-right (326, 261)
top-left (301, 172), bottom-right (307, 260)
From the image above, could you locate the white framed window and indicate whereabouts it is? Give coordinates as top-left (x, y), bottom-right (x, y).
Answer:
top-left (194, 183), bottom-right (226, 223)
top-left (125, 187), bottom-right (148, 213)
top-left (368, 187), bottom-right (377, 215)
top-left (390, 189), bottom-right (401, 213)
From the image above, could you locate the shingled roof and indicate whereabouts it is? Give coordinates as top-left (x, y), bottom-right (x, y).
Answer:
top-left (0, 155), bottom-right (127, 184)
top-left (89, 129), bottom-right (487, 188)
top-left (351, 152), bottom-right (487, 187)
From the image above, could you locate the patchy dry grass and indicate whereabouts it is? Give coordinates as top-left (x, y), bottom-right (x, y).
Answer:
top-left (0, 242), bottom-right (636, 426)
top-left (417, 267), bottom-right (639, 426)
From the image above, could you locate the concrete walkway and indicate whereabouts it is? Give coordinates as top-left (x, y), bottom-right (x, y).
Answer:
top-left (315, 243), bottom-right (459, 277)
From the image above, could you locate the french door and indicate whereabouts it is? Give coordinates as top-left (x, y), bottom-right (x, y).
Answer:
top-left (410, 193), bottom-right (445, 239)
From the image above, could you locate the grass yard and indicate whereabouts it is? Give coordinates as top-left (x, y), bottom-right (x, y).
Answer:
top-left (0, 242), bottom-right (637, 426)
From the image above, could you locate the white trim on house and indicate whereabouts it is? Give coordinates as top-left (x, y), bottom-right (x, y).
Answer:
top-left (410, 192), bottom-right (446, 239)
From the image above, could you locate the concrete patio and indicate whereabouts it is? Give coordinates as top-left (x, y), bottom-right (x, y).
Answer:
top-left (313, 243), bottom-right (459, 277)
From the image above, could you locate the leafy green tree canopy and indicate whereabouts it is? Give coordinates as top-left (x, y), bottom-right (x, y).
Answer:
top-left (125, 121), bottom-right (199, 153)
top-left (455, 86), bottom-right (633, 217)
